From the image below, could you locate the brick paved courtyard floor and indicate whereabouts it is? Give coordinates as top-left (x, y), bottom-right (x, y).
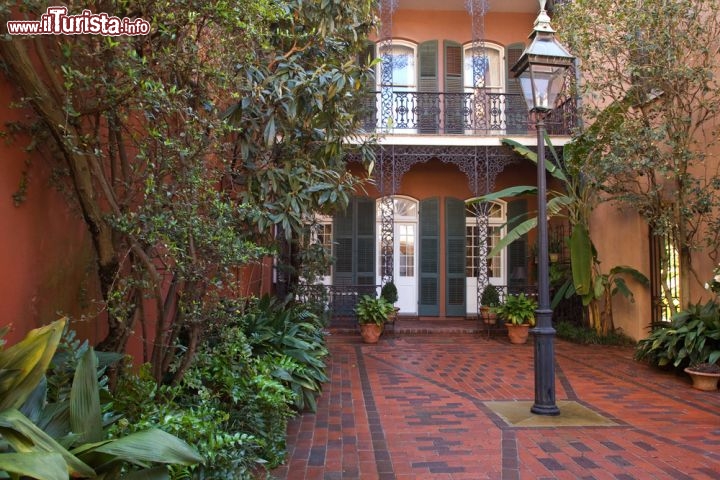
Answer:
top-left (271, 330), bottom-right (720, 480)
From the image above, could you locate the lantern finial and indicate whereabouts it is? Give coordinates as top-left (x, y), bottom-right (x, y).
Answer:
top-left (534, 0), bottom-right (555, 34)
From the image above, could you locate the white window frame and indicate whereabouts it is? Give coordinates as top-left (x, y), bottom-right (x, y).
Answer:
top-left (462, 42), bottom-right (504, 92)
top-left (376, 40), bottom-right (418, 90)
top-left (465, 200), bottom-right (507, 285)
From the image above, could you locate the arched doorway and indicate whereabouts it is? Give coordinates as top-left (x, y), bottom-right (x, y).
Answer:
top-left (376, 196), bottom-right (419, 314)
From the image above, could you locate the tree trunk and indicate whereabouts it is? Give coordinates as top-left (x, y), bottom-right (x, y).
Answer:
top-left (0, 31), bottom-right (122, 348)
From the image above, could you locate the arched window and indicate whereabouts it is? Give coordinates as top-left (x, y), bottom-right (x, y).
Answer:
top-left (377, 40), bottom-right (417, 90)
top-left (463, 42), bottom-right (504, 92)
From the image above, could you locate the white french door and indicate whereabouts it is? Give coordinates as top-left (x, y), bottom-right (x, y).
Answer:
top-left (394, 222), bottom-right (417, 313)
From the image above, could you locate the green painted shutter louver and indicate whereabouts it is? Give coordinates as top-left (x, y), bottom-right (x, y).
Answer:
top-left (505, 43), bottom-right (527, 134)
top-left (444, 41), bottom-right (464, 134)
top-left (356, 197), bottom-right (376, 286)
top-left (419, 197), bottom-right (440, 315)
top-left (445, 197), bottom-right (466, 316)
top-left (507, 199), bottom-right (528, 289)
top-left (361, 42), bottom-right (377, 131)
top-left (418, 40), bottom-right (439, 134)
top-left (332, 197), bottom-right (376, 287)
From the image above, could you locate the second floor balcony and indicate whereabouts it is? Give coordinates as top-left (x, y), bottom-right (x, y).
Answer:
top-left (361, 88), bottom-right (577, 137)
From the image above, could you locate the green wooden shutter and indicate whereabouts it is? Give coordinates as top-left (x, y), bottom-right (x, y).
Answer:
top-left (445, 197), bottom-right (466, 316)
top-left (333, 204), bottom-right (354, 286)
top-left (356, 197), bottom-right (376, 286)
top-left (507, 199), bottom-right (528, 289)
top-left (444, 40), bottom-right (464, 134)
top-left (360, 42), bottom-right (377, 131)
top-left (332, 197), bottom-right (376, 286)
top-left (419, 197), bottom-right (440, 315)
top-left (506, 43), bottom-right (527, 134)
top-left (418, 40), bottom-right (438, 134)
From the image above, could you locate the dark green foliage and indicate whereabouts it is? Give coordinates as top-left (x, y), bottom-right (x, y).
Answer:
top-left (241, 295), bottom-right (330, 413)
top-left (111, 364), bottom-right (271, 480)
top-left (554, 321), bottom-right (636, 346)
top-left (635, 300), bottom-right (720, 369)
top-left (480, 285), bottom-right (500, 307)
top-left (111, 295), bottom-right (331, 478)
top-left (380, 281), bottom-right (399, 305)
top-left (0, 322), bottom-right (202, 480)
top-left (355, 295), bottom-right (394, 326)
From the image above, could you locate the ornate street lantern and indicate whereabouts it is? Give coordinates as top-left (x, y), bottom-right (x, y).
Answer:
top-left (511, 0), bottom-right (574, 416)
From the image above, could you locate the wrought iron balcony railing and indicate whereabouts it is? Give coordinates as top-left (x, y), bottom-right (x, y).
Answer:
top-left (361, 89), bottom-right (576, 136)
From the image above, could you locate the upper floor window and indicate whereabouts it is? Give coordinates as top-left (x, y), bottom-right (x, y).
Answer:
top-left (463, 42), bottom-right (504, 91)
top-left (377, 41), bottom-right (417, 89)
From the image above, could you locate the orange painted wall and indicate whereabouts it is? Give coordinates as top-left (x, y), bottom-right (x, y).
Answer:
top-left (590, 202), bottom-right (651, 340)
top-left (0, 77), bottom-right (102, 346)
top-left (388, 10), bottom-right (534, 46)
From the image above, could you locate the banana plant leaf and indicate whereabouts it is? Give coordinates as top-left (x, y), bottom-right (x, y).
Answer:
top-left (570, 224), bottom-right (593, 297)
top-left (501, 138), bottom-right (568, 182)
top-left (488, 217), bottom-right (537, 258)
top-left (73, 429), bottom-right (203, 467)
top-left (0, 319), bottom-right (66, 410)
top-left (467, 185), bottom-right (538, 203)
top-left (0, 408), bottom-right (96, 478)
top-left (70, 348), bottom-right (103, 444)
top-left (0, 452), bottom-right (67, 480)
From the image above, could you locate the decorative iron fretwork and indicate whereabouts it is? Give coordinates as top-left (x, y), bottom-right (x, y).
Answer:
top-left (357, 91), bottom-right (579, 135)
top-left (370, 145), bottom-right (517, 195)
top-left (378, 147), bottom-right (395, 283)
top-left (466, 0), bottom-right (489, 139)
top-left (377, 0), bottom-right (398, 285)
top-left (379, 0), bottom-right (398, 133)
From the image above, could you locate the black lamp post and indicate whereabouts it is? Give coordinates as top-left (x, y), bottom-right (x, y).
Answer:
top-left (511, 0), bottom-right (574, 416)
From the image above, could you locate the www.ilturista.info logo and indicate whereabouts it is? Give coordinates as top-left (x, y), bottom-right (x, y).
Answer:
top-left (6, 7), bottom-right (150, 36)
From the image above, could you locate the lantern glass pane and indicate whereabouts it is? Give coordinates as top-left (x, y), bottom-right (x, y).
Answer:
top-left (530, 64), bottom-right (566, 110)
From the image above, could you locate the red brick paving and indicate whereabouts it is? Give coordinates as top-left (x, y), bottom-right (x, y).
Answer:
top-left (271, 333), bottom-right (720, 479)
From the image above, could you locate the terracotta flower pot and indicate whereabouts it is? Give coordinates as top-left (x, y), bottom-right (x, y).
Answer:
top-left (359, 323), bottom-right (383, 344)
top-left (506, 323), bottom-right (530, 344)
top-left (684, 367), bottom-right (720, 391)
top-left (479, 306), bottom-right (497, 325)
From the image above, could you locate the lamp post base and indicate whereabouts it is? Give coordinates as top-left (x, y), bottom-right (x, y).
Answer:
top-left (531, 316), bottom-right (560, 416)
top-left (531, 403), bottom-right (560, 416)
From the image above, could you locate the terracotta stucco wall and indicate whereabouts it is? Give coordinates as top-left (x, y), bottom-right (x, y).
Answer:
top-left (589, 202), bottom-right (651, 340)
top-left (0, 78), bottom-right (102, 346)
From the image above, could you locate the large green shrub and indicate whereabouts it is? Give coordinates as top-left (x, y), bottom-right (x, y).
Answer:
top-left (241, 295), bottom-right (330, 413)
top-left (112, 295), bottom-right (331, 478)
top-left (635, 300), bottom-right (720, 369)
top-left (112, 362), bottom-right (275, 479)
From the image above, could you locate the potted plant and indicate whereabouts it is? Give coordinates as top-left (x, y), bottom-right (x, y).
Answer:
top-left (493, 293), bottom-right (537, 344)
top-left (635, 299), bottom-right (720, 390)
top-left (548, 235), bottom-right (564, 263)
top-left (479, 284), bottom-right (501, 325)
top-left (684, 362), bottom-right (720, 391)
top-left (355, 295), bottom-right (394, 343)
top-left (380, 280), bottom-right (400, 323)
